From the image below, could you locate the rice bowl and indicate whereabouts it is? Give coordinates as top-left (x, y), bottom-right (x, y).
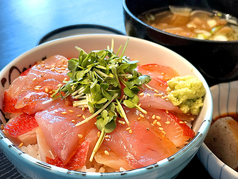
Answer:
top-left (0, 34), bottom-right (212, 179)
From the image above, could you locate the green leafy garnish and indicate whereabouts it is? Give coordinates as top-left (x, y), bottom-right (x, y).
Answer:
top-left (53, 39), bottom-right (151, 161)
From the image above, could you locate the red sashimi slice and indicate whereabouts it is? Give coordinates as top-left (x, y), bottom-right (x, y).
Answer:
top-left (3, 114), bottom-right (38, 137)
top-left (102, 108), bottom-right (178, 169)
top-left (35, 99), bottom-right (97, 165)
top-left (144, 108), bottom-right (195, 147)
top-left (136, 63), bottom-right (179, 81)
top-left (3, 91), bottom-right (23, 113)
top-left (4, 55), bottom-right (69, 114)
top-left (46, 140), bottom-right (90, 170)
top-left (138, 85), bottom-right (182, 114)
top-left (3, 114), bottom-right (38, 145)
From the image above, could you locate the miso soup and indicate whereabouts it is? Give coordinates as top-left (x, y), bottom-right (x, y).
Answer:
top-left (139, 6), bottom-right (238, 41)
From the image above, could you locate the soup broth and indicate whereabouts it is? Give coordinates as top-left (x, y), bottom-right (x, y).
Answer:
top-left (140, 6), bottom-right (238, 41)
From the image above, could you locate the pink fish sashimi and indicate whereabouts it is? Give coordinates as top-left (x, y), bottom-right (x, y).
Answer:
top-left (144, 108), bottom-right (195, 147)
top-left (136, 63), bottom-right (179, 81)
top-left (3, 114), bottom-right (39, 146)
top-left (139, 85), bottom-right (182, 114)
top-left (94, 145), bottom-right (134, 171)
top-left (5, 55), bottom-right (69, 114)
top-left (46, 140), bottom-right (90, 170)
top-left (100, 108), bottom-right (178, 169)
top-left (35, 98), bottom-right (96, 165)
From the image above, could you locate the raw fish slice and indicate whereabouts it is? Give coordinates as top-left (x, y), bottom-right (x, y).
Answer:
top-left (36, 127), bottom-right (55, 162)
top-left (102, 108), bottom-right (178, 169)
top-left (3, 90), bottom-right (23, 113)
top-left (94, 146), bottom-right (133, 171)
top-left (136, 63), bottom-right (179, 81)
top-left (35, 99), bottom-right (96, 165)
top-left (4, 55), bottom-right (69, 114)
top-left (46, 140), bottom-right (90, 170)
top-left (145, 108), bottom-right (195, 147)
top-left (139, 86), bottom-right (182, 114)
top-left (3, 114), bottom-right (38, 145)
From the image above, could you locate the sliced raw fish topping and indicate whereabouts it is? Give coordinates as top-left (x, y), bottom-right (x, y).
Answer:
top-left (3, 114), bottom-right (38, 137)
top-left (3, 55), bottom-right (69, 114)
top-left (46, 140), bottom-right (90, 170)
top-left (35, 98), bottom-right (96, 165)
top-left (136, 63), bottom-right (179, 81)
top-left (101, 108), bottom-right (178, 169)
top-left (144, 108), bottom-right (195, 147)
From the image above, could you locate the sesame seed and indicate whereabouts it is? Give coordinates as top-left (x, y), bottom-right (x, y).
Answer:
top-left (64, 77), bottom-right (68, 81)
top-left (156, 116), bottom-right (161, 120)
top-left (82, 107), bottom-right (85, 111)
top-left (126, 127), bottom-right (131, 131)
top-left (154, 89), bottom-right (159, 93)
top-left (41, 64), bottom-right (45, 67)
top-left (161, 72), bottom-right (165, 75)
top-left (51, 65), bottom-right (55, 68)
top-left (82, 115), bottom-right (86, 119)
top-left (34, 87), bottom-right (40, 90)
top-left (61, 67), bottom-right (66, 70)
top-left (151, 123), bottom-right (154, 126)
top-left (77, 114), bottom-right (82, 117)
top-left (33, 77), bottom-right (37, 81)
top-left (153, 120), bottom-right (157, 125)
top-left (179, 121), bottom-right (184, 124)
top-left (146, 93), bottom-right (151, 97)
top-left (137, 117), bottom-right (141, 121)
top-left (104, 150), bottom-right (110, 156)
top-left (165, 110), bottom-right (169, 113)
top-left (159, 127), bottom-right (163, 131)
top-left (61, 111), bottom-right (67, 115)
top-left (78, 134), bottom-right (83, 138)
top-left (139, 114), bottom-right (144, 118)
top-left (45, 87), bottom-right (49, 93)
top-left (19, 142), bottom-right (24, 148)
top-left (97, 131), bottom-right (100, 137)
top-left (152, 115), bottom-right (156, 119)
top-left (165, 121), bottom-right (170, 124)
top-left (105, 135), bottom-right (110, 138)
top-left (139, 93), bottom-right (144, 96)
top-left (68, 110), bottom-right (74, 113)
top-left (129, 129), bottom-right (133, 134)
top-left (51, 68), bottom-right (55, 71)
top-left (37, 65), bottom-right (41, 69)
top-left (71, 120), bottom-right (76, 123)
top-left (45, 66), bottom-right (50, 69)
top-left (157, 121), bottom-right (162, 126)
top-left (118, 120), bottom-right (125, 125)
top-left (63, 65), bottom-right (67, 68)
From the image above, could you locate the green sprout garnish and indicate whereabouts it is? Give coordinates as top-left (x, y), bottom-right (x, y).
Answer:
top-left (52, 39), bottom-right (151, 161)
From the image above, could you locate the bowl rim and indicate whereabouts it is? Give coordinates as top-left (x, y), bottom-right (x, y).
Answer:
top-left (0, 34), bottom-right (213, 178)
top-left (122, 0), bottom-right (238, 44)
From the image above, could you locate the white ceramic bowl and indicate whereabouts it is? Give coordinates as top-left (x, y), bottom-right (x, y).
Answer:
top-left (197, 80), bottom-right (238, 179)
top-left (0, 34), bottom-right (212, 179)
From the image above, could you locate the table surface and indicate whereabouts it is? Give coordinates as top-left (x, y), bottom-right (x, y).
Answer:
top-left (0, 0), bottom-right (212, 178)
